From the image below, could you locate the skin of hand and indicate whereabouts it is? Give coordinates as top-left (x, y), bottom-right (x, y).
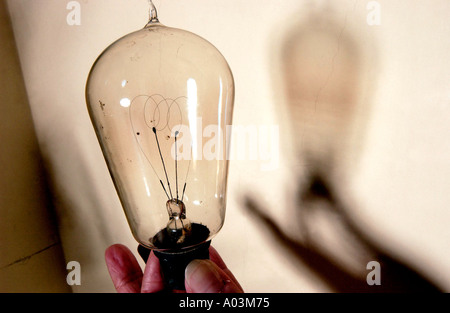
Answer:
top-left (105, 244), bottom-right (244, 293)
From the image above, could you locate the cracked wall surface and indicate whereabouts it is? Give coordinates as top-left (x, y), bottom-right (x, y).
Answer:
top-left (0, 0), bottom-right (70, 293)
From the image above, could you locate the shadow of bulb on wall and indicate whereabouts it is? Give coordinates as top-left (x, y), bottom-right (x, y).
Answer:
top-left (244, 3), bottom-right (442, 292)
top-left (85, 1), bottom-right (234, 290)
top-left (281, 6), bottom-right (364, 178)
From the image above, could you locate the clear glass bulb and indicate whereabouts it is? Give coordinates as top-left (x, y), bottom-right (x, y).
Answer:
top-left (85, 7), bottom-right (234, 254)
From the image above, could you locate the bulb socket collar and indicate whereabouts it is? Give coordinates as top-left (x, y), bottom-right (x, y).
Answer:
top-left (153, 240), bottom-right (211, 291)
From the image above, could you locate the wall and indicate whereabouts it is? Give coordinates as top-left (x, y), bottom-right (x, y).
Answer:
top-left (0, 0), bottom-right (70, 292)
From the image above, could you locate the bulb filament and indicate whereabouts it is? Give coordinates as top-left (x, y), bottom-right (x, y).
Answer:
top-left (152, 127), bottom-right (192, 243)
top-left (181, 182), bottom-right (187, 202)
top-left (152, 126), bottom-right (188, 206)
top-left (175, 130), bottom-right (179, 200)
top-left (152, 127), bottom-right (173, 199)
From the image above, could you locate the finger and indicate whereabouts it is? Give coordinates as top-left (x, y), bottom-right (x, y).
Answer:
top-left (185, 259), bottom-right (244, 293)
top-left (105, 244), bottom-right (143, 293)
top-left (209, 246), bottom-right (227, 269)
top-left (209, 246), bottom-right (244, 291)
top-left (141, 250), bottom-right (166, 293)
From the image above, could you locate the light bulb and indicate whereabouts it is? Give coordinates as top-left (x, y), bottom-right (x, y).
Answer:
top-left (85, 3), bottom-right (234, 289)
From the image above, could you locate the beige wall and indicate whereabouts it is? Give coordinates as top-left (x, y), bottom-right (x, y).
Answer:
top-left (3, 0), bottom-right (450, 292)
top-left (0, 0), bottom-right (70, 292)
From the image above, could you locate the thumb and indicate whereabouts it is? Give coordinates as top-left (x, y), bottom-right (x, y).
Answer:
top-left (185, 259), bottom-right (243, 293)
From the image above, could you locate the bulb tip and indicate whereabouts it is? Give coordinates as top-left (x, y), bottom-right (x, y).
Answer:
top-left (152, 127), bottom-right (157, 133)
top-left (147, 0), bottom-right (159, 24)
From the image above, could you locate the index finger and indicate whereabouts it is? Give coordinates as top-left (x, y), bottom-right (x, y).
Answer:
top-left (105, 244), bottom-right (143, 293)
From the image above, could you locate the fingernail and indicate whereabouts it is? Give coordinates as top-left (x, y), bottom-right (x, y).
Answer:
top-left (185, 259), bottom-right (223, 293)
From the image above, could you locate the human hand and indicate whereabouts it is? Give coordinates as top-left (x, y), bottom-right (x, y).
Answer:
top-left (105, 244), bottom-right (244, 293)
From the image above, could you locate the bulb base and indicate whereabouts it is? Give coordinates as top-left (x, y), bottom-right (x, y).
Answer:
top-left (153, 240), bottom-right (211, 291)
